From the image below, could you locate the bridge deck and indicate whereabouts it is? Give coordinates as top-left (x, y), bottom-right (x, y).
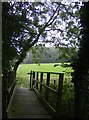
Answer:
top-left (7, 87), bottom-right (53, 119)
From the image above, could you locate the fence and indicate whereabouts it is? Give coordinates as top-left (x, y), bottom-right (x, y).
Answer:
top-left (2, 68), bottom-right (16, 118)
top-left (27, 71), bottom-right (64, 118)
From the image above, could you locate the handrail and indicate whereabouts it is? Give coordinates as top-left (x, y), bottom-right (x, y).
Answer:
top-left (7, 80), bottom-right (16, 93)
top-left (2, 68), bottom-right (16, 119)
top-left (37, 81), bottom-right (57, 94)
top-left (27, 70), bottom-right (64, 118)
top-left (33, 71), bottom-right (64, 74)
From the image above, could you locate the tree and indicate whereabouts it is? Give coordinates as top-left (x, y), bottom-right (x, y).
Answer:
top-left (2, 2), bottom-right (29, 70)
top-left (23, 46), bottom-right (75, 64)
top-left (2, 2), bottom-right (60, 71)
top-left (71, 2), bottom-right (89, 119)
top-left (2, 2), bottom-right (80, 73)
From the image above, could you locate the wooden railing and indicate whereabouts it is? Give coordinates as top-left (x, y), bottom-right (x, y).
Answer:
top-left (7, 71), bottom-right (16, 106)
top-left (2, 68), bottom-right (16, 118)
top-left (27, 71), bottom-right (64, 118)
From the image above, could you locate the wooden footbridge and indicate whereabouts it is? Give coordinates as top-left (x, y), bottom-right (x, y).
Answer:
top-left (2, 69), bottom-right (64, 119)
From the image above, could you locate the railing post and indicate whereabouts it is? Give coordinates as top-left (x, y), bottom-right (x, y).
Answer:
top-left (40, 73), bottom-right (43, 92)
top-left (2, 68), bottom-right (8, 119)
top-left (54, 80), bottom-right (56, 86)
top-left (36, 72), bottom-right (39, 90)
top-left (45, 73), bottom-right (50, 101)
top-left (29, 71), bottom-right (32, 89)
top-left (56, 73), bottom-right (64, 118)
top-left (32, 71), bottom-right (35, 88)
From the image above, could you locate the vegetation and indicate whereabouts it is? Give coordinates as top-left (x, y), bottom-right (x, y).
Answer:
top-left (3, 1), bottom-right (89, 119)
top-left (23, 46), bottom-right (77, 64)
top-left (2, 4), bottom-right (79, 118)
top-left (2, 2), bottom-right (79, 72)
top-left (71, 2), bottom-right (89, 119)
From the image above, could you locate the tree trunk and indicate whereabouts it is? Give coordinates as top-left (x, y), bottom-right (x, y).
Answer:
top-left (13, 59), bottom-right (22, 72)
top-left (74, 76), bottom-right (89, 119)
top-left (72, 2), bottom-right (89, 119)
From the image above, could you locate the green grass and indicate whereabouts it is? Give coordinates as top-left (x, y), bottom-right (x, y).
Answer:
top-left (17, 63), bottom-right (65, 75)
top-left (16, 63), bottom-right (72, 88)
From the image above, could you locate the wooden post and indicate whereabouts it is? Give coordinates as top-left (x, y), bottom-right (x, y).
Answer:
top-left (45, 73), bottom-right (50, 101)
top-left (29, 71), bottom-right (32, 89)
top-left (36, 72), bottom-right (39, 90)
top-left (40, 73), bottom-right (43, 92)
top-left (56, 73), bottom-right (64, 118)
top-left (32, 71), bottom-right (35, 87)
top-left (33, 71), bottom-right (35, 79)
top-left (2, 68), bottom-right (8, 119)
top-left (54, 80), bottom-right (56, 86)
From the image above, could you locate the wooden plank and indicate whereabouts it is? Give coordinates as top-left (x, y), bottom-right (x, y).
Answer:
top-left (37, 81), bottom-right (57, 94)
top-left (34, 88), bottom-right (56, 118)
top-left (34, 71), bottom-right (64, 75)
top-left (7, 87), bottom-right (53, 118)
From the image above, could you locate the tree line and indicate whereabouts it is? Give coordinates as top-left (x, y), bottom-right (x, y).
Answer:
top-left (23, 46), bottom-right (76, 64)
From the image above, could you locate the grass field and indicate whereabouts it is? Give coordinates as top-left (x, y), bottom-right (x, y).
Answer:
top-left (16, 63), bottom-right (72, 88)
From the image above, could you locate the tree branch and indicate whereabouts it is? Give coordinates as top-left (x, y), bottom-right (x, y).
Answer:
top-left (14, 4), bottom-right (61, 71)
top-left (42, 5), bottom-right (60, 30)
top-left (45, 28), bottom-right (64, 32)
top-left (61, 3), bottom-right (75, 18)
